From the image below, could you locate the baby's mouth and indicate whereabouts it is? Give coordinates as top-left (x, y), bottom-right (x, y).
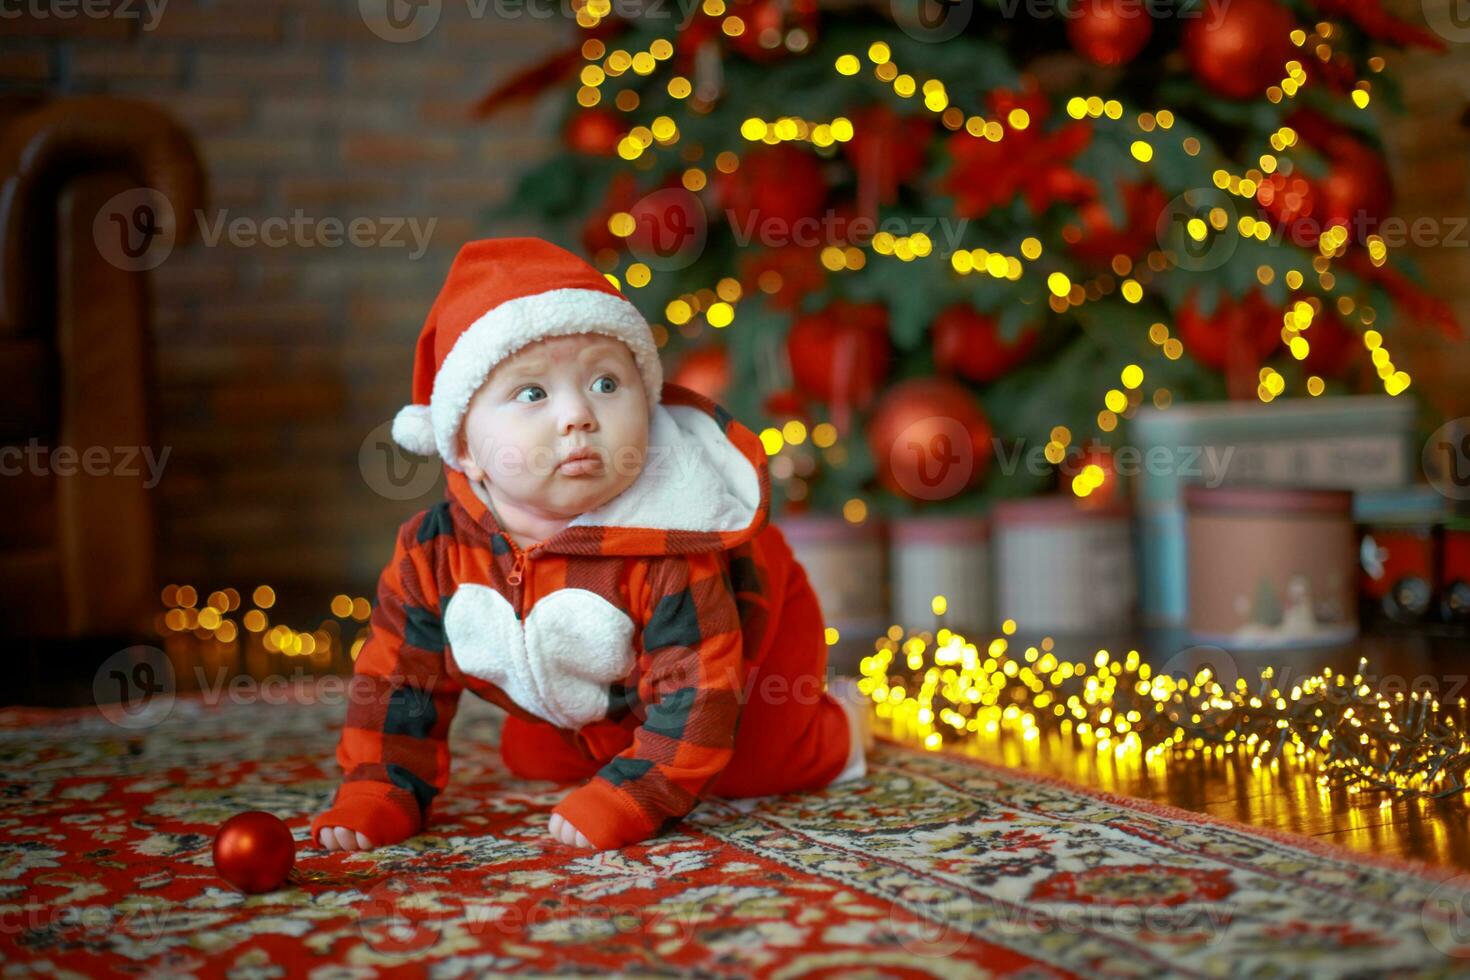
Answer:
top-left (557, 448), bottom-right (604, 476)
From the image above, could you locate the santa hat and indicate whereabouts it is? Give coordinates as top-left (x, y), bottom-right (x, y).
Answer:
top-left (392, 237), bottom-right (663, 469)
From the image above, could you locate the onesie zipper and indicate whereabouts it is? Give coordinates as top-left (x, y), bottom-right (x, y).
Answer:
top-left (503, 538), bottom-right (545, 617)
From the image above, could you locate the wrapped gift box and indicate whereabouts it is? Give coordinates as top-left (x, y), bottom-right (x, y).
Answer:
top-left (1128, 396), bottom-right (1417, 626)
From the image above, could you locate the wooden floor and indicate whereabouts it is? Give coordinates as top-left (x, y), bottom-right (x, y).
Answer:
top-left (869, 623), bottom-right (1470, 872)
top-left (17, 621), bottom-right (1470, 871)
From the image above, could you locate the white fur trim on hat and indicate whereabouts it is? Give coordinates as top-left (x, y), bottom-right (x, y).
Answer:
top-left (391, 404), bottom-right (437, 456)
top-left (429, 287), bottom-right (662, 470)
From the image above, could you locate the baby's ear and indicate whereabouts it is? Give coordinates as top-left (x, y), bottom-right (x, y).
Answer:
top-left (455, 432), bottom-right (483, 481)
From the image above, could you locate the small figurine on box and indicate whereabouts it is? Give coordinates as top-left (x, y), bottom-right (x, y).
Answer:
top-left (312, 239), bottom-right (870, 853)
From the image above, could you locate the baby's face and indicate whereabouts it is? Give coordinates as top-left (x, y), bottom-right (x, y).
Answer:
top-left (456, 333), bottom-right (649, 520)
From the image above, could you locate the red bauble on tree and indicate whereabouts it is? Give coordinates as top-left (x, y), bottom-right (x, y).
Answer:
top-left (1066, 0), bottom-right (1153, 67)
top-left (764, 388), bottom-right (807, 419)
top-left (1183, 0), bottom-right (1296, 100)
top-left (786, 300), bottom-right (891, 407)
top-left (1293, 298), bottom-right (1359, 377)
top-left (1257, 148), bottom-right (1392, 247)
top-left (671, 345), bottom-right (732, 403)
top-left (867, 379), bottom-right (993, 502)
top-left (1065, 181), bottom-right (1169, 266)
top-left (727, 0), bottom-right (819, 61)
top-left (841, 104), bottom-right (932, 208)
top-left (213, 811), bottom-right (296, 895)
top-left (1176, 288), bottom-right (1283, 382)
top-left (739, 245), bottom-right (828, 311)
top-left (1258, 112), bottom-right (1393, 247)
top-left (1061, 443), bottom-right (1121, 506)
top-left (581, 172), bottom-right (638, 255)
top-left (624, 186), bottom-right (706, 265)
top-left (932, 305), bottom-right (1039, 383)
top-left (564, 109), bottom-right (622, 155)
top-left (714, 144), bottom-right (827, 233)
top-left (1314, 143), bottom-right (1393, 241)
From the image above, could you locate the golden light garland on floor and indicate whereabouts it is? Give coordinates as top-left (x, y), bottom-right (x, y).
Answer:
top-left (155, 584), bottom-right (373, 662)
top-left (859, 622), bottom-right (1470, 799)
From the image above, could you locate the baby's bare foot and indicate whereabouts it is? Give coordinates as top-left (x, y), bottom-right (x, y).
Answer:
top-left (548, 812), bottom-right (593, 849)
top-left (317, 826), bottom-right (375, 852)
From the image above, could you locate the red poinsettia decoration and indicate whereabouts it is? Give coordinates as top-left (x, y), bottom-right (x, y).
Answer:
top-left (941, 81), bottom-right (1095, 219)
top-left (1065, 181), bottom-right (1169, 267)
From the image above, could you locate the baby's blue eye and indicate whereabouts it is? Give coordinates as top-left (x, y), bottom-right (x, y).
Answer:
top-left (592, 375), bottom-right (619, 394)
top-left (514, 385), bottom-right (547, 403)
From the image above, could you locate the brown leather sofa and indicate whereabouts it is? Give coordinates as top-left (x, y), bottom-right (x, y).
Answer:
top-left (0, 96), bottom-right (204, 656)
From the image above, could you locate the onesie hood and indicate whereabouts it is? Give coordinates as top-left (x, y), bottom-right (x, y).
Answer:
top-left (444, 382), bottom-right (770, 557)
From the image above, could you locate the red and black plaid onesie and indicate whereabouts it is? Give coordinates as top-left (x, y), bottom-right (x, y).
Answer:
top-left (311, 383), bottom-right (860, 851)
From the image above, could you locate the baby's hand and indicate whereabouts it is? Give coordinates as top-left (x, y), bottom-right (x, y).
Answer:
top-left (317, 826), bottom-right (375, 852)
top-left (548, 812), bottom-right (592, 849)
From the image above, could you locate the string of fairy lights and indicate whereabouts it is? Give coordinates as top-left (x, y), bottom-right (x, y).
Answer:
top-left (861, 614), bottom-right (1470, 800)
top-left (151, 576), bottom-right (1470, 801)
top-left (156, 584), bottom-right (372, 663)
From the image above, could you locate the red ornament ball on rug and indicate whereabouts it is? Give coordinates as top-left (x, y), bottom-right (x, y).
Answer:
top-left (1066, 0), bottom-right (1153, 67)
top-left (932, 305), bottom-right (1039, 384)
top-left (867, 378), bottom-right (992, 501)
top-left (213, 811), bottom-right (296, 895)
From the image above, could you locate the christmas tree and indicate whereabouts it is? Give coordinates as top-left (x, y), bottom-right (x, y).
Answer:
top-left (482, 0), bottom-right (1457, 518)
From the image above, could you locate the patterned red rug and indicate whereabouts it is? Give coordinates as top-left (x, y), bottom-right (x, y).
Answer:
top-left (5, 676), bottom-right (1470, 978)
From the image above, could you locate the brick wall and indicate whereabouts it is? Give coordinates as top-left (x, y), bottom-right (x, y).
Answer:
top-left (1, 0), bottom-right (571, 616)
top-left (2, 1), bottom-right (1467, 618)
top-left (1379, 0), bottom-right (1470, 419)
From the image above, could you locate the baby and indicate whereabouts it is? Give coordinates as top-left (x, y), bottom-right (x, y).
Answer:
top-left (312, 237), bottom-right (871, 853)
